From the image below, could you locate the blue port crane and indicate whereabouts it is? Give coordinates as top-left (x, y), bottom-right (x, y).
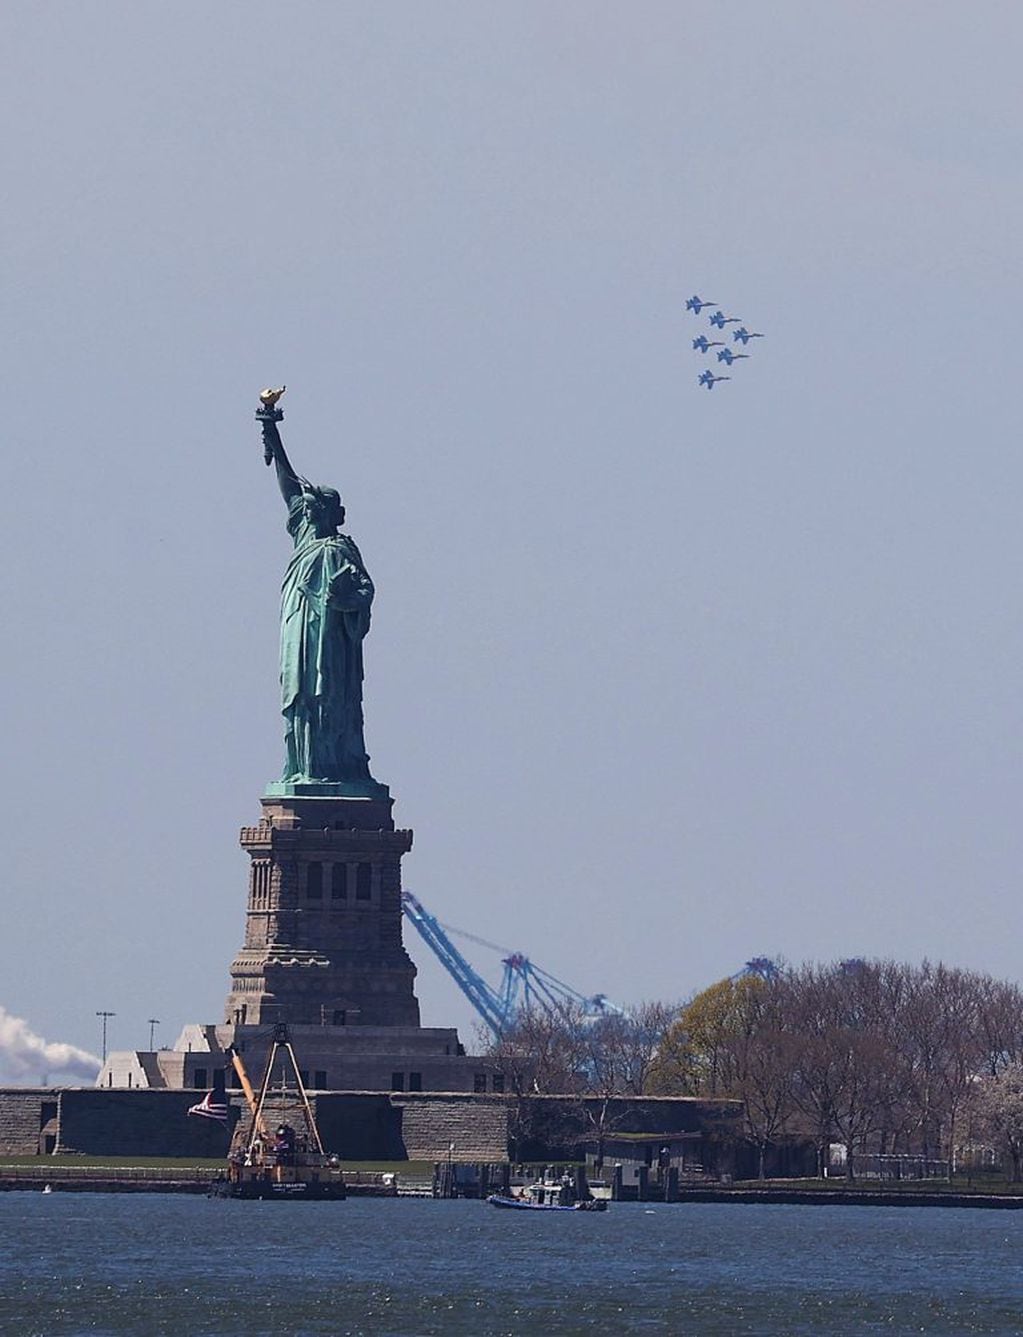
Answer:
top-left (401, 890), bottom-right (624, 1040)
top-left (730, 957), bottom-right (780, 982)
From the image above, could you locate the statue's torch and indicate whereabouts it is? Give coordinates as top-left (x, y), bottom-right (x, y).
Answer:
top-left (256, 386), bottom-right (286, 464)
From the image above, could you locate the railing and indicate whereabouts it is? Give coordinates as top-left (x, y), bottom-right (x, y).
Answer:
top-left (239, 827), bottom-right (414, 844)
top-left (826, 1154), bottom-right (951, 1181)
top-left (0, 1165), bottom-right (221, 1182)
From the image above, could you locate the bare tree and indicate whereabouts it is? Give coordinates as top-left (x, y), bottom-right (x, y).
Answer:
top-left (975, 977), bottom-right (1023, 1077)
top-left (587, 1001), bottom-right (678, 1097)
top-left (483, 1001), bottom-right (680, 1160)
top-left (486, 1005), bottom-right (588, 1097)
top-left (782, 962), bottom-right (904, 1180)
top-left (730, 985), bottom-right (797, 1179)
top-left (929, 965), bottom-right (985, 1170)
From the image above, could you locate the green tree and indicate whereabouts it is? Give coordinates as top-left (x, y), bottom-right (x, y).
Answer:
top-left (651, 974), bottom-right (793, 1177)
top-left (651, 975), bottom-right (765, 1097)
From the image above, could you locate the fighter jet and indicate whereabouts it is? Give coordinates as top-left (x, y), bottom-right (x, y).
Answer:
top-left (686, 295), bottom-right (717, 314)
top-left (699, 370), bottom-right (731, 389)
top-left (709, 310), bottom-right (741, 329)
top-left (717, 347), bottom-right (749, 365)
top-left (692, 335), bottom-right (724, 354)
top-left (733, 328), bottom-right (764, 345)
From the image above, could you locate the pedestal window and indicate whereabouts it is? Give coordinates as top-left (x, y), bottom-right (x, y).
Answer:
top-left (307, 862), bottom-right (323, 899)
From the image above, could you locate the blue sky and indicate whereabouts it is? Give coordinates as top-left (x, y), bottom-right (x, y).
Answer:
top-left (3, 3), bottom-right (1023, 1067)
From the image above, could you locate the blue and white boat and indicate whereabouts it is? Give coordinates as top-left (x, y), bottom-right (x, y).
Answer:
top-left (487, 1174), bottom-right (607, 1212)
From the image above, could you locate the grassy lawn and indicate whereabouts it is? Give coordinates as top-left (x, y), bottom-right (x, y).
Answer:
top-left (0, 1156), bottom-right (223, 1170)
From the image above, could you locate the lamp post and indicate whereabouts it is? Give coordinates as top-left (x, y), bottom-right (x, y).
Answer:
top-left (95, 1010), bottom-right (116, 1064)
top-left (147, 1018), bottom-right (160, 1051)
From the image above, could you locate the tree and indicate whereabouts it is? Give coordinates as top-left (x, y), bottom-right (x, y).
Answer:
top-left (483, 1001), bottom-right (679, 1161)
top-left (651, 976), bottom-right (765, 1097)
top-left (730, 985), bottom-right (797, 1179)
top-left (975, 977), bottom-right (1023, 1077)
top-left (482, 1005), bottom-right (587, 1161)
top-left (483, 960), bottom-right (1023, 1183)
top-left (487, 1001), bottom-right (677, 1100)
top-left (781, 962), bottom-right (903, 1180)
top-left (485, 1004), bottom-right (588, 1096)
top-left (896, 963), bottom-right (985, 1170)
top-left (586, 1001), bottom-right (678, 1097)
top-left (971, 1063), bottom-right (1023, 1182)
top-left (651, 974), bottom-right (794, 1177)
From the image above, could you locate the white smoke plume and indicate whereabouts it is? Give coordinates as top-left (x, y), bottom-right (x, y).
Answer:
top-left (0, 1007), bottom-right (101, 1084)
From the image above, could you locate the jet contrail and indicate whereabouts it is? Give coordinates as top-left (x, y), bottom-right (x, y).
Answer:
top-left (0, 1007), bottom-right (101, 1084)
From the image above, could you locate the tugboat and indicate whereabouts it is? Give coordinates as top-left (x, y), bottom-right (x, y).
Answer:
top-left (210, 1024), bottom-right (346, 1200)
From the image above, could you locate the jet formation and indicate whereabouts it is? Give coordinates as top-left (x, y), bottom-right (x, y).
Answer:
top-left (685, 296), bottom-right (766, 390)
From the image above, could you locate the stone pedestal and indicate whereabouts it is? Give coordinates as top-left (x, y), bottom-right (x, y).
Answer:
top-left (110, 787), bottom-right (493, 1092)
top-left (225, 792), bottom-right (420, 1029)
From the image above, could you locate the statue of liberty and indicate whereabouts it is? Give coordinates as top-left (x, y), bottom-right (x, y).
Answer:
top-left (256, 390), bottom-right (386, 798)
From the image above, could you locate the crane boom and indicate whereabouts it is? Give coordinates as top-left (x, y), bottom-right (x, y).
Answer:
top-left (228, 1046), bottom-right (270, 1140)
top-left (401, 890), bottom-right (626, 1038)
top-left (730, 957), bottom-right (780, 982)
top-left (401, 890), bottom-right (509, 1037)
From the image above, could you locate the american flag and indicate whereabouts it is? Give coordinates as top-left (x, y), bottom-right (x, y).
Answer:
top-left (187, 1090), bottom-right (229, 1123)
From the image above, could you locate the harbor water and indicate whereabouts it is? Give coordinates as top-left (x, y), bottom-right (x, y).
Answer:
top-left (2, 1193), bottom-right (1022, 1335)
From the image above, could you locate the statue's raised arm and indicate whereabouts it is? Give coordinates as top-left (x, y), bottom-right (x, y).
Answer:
top-left (256, 387), bottom-right (301, 506)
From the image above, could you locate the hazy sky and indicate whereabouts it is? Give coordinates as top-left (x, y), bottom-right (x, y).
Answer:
top-left (4, 3), bottom-right (1023, 1068)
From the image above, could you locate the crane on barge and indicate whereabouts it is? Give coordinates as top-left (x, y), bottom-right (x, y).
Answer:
top-left (213, 1025), bottom-right (345, 1200)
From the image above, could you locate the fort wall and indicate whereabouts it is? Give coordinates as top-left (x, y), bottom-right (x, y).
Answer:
top-left (0, 1088), bottom-right (738, 1164)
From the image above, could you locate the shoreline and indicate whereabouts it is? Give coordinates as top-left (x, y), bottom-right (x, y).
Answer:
top-left (3, 1168), bottom-right (1023, 1208)
top-left (673, 1186), bottom-right (1023, 1210)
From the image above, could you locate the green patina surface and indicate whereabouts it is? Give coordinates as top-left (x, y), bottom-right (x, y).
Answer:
top-left (257, 404), bottom-right (388, 801)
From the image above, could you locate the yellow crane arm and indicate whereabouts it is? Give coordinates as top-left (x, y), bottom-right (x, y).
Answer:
top-left (229, 1048), bottom-right (270, 1140)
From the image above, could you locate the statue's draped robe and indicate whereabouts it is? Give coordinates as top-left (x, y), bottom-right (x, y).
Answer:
top-left (280, 496), bottom-right (375, 783)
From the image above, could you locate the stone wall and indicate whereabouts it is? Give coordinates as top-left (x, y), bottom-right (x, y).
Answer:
top-left (56, 1090), bottom-right (239, 1158)
top-left (0, 1090), bottom-right (53, 1155)
top-left (235, 1093), bottom-right (508, 1163)
top-left (509, 1094), bottom-right (744, 1162)
top-left (0, 1087), bottom-right (745, 1166)
top-left (391, 1094), bottom-right (510, 1162)
top-left (311, 1094), bottom-right (406, 1162)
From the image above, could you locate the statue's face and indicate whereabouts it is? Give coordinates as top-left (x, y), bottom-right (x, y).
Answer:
top-left (304, 490), bottom-right (344, 532)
